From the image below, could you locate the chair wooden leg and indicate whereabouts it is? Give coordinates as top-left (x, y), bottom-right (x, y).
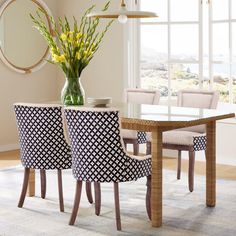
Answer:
top-left (86, 182), bottom-right (93, 204)
top-left (57, 170), bottom-right (64, 212)
top-left (114, 182), bottom-right (122, 231)
top-left (124, 141), bottom-right (127, 150)
top-left (18, 168), bottom-right (30, 208)
top-left (133, 143), bottom-right (139, 156)
top-left (94, 182), bottom-right (101, 216)
top-left (146, 142), bottom-right (151, 155)
top-left (177, 150), bottom-right (181, 180)
top-left (40, 170), bottom-right (46, 199)
top-left (146, 175), bottom-right (151, 220)
top-left (188, 151), bottom-right (195, 192)
top-left (69, 180), bottom-right (83, 225)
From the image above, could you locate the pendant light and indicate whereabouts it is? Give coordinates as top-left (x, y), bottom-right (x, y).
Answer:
top-left (87, 0), bottom-right (158, 24)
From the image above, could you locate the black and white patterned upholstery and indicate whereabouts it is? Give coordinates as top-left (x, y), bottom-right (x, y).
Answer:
top-left (137, 131), bottom-right (147, 144)
top-left (193, 135), bottom-right (207, 151)
top-left (14, 103), bottom-right (72, 170)
top-left (64, 107), bottom-right (152, 183)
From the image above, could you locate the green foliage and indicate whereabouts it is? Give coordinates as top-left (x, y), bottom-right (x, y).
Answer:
top-left (30, 2), bottom-right (113, 78)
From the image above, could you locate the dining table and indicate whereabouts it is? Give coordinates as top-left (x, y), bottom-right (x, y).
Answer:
top-left (26, 103), bottom-right (235, 228)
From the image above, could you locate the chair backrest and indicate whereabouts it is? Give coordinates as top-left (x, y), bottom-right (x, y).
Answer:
top-left (64, 107), bottom-right (129, 182)
top-left (124, 88), bottom-right (161, 105)
top-left (177, 89), bottom-right (219, 109)
top-left (177, 90), bottom-right (220, 133)
top-left (14, 103), bottom-right (71, 170)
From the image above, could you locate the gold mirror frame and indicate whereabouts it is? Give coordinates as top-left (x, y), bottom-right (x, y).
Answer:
top-left (0, 0), bottom-right (53, 74)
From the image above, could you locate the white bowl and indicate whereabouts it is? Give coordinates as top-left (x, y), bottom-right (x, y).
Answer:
top-left (87, 97), bottom-right (112, 107)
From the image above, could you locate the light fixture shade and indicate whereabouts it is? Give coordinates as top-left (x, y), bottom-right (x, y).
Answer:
top-left (87, 10), bottom-right (158, 19)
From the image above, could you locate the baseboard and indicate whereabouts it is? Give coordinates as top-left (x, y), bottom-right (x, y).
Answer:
top-left (0, 144), bottom-right (19, 152)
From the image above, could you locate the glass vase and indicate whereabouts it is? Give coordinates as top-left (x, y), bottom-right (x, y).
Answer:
top-left (61, 77), bottom-right (85, 106)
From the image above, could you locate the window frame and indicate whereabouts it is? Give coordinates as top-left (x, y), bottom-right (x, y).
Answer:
top-left (209, 0), bottom-right (236, 103)
top-left (125, 0), bottom-right (236, 104)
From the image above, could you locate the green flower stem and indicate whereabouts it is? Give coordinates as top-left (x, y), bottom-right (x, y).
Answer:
top-left (31, 1), bottom-right (113, 105)
top-left (61, 77), bottom-right (85, 106)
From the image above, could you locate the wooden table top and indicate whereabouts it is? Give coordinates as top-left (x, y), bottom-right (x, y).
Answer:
top-left (116, 103), bottom-right (236, 129)
top-left (51, 102), bottom-right (235, 128)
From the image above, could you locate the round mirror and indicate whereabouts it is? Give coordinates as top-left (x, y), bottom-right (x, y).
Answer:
top-left (0, 0), bottom-right (53, 73)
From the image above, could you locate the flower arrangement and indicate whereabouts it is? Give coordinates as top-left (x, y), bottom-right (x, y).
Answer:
top-left (30, 2), bottom-right (113, 105)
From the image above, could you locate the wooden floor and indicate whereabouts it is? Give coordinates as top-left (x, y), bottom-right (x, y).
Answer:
top-left (0, 150), bottom-right (236, 180)
top-left (163, 156), bottom-right (236, 180)
top-left (0, 150), bottom-right (21, 169)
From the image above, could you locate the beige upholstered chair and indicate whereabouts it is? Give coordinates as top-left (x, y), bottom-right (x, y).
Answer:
top-left (147, 89), bottom-right (220, 192)
top-left (122, 88), bottom-right (161, 155)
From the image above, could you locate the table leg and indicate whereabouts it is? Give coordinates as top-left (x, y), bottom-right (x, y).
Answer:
top-left (27, 169), bottom-right (35, 197)
top-left (206, 121), bottom-right (216, 207)
top-left (151, 129), bottom-right (163, 227)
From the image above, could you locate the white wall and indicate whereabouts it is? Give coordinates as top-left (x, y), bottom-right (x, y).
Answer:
top-left (0, 0), bottom-right (124, 151)
top-left (0, 0), bottom-right (58, 151)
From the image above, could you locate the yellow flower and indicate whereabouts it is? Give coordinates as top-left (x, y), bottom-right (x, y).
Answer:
top-left (68, 32), bottom-right (74, 43)
top-left (76, 32), bottom-right (82, 40)
top-left (91, 43), bottom-right (96, 50)
top-left (50, 47), bottom-right (59, 54)
top-left (76, 52), bottom-right (81, 60)
top-left (74, 41), bottom-right (79, 47)
top-left (52, 54), bottom-right (59, 63)
top-left (58, 54), bottom-right (66, 62)
top-left (68, 31), bottom-right (73, 36)
top-left (60, 33), bottom-right (67, 41)
top-left (51, 53), bottom-right (66, 63)
top-left (83, 50), bottom-right (92, 58)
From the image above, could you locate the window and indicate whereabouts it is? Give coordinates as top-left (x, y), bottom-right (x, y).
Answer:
top-left (128, 0), bottom-right (236, 103)
top-left (210, 0), bottom-right (236, 103)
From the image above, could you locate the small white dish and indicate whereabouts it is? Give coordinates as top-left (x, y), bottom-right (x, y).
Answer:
top-left (87, 97), bottom-right (112, 107)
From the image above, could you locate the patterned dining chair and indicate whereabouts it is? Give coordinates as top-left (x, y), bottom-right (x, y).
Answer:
top-left (64, 107), bottom-right (152, 230)
top-left (122, 88), bottom-right (161, 155)
top-left (147, 89), bottom-right (220, 192)
top-left (14, 103), bottom-right (94, 212)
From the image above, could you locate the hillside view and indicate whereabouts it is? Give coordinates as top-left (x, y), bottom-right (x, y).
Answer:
top-left (141, 47), bottom-right (236, 103)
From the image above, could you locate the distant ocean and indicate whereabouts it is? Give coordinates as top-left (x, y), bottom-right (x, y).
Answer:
top-left (142, 48), bottom-right (236, 79)
top-left (187, 64), bottom-right (236, 79)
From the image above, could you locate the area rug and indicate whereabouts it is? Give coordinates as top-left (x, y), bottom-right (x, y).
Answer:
top-left (0, 167), bottom-right (235, 236)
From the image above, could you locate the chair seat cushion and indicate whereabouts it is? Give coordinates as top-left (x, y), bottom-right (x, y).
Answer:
top-left (176, 124), bottom-right (206, 134)
top-left (163, 130), bottom-right (207, 151)
top-left (121, 129), bottom-right (138, 139)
